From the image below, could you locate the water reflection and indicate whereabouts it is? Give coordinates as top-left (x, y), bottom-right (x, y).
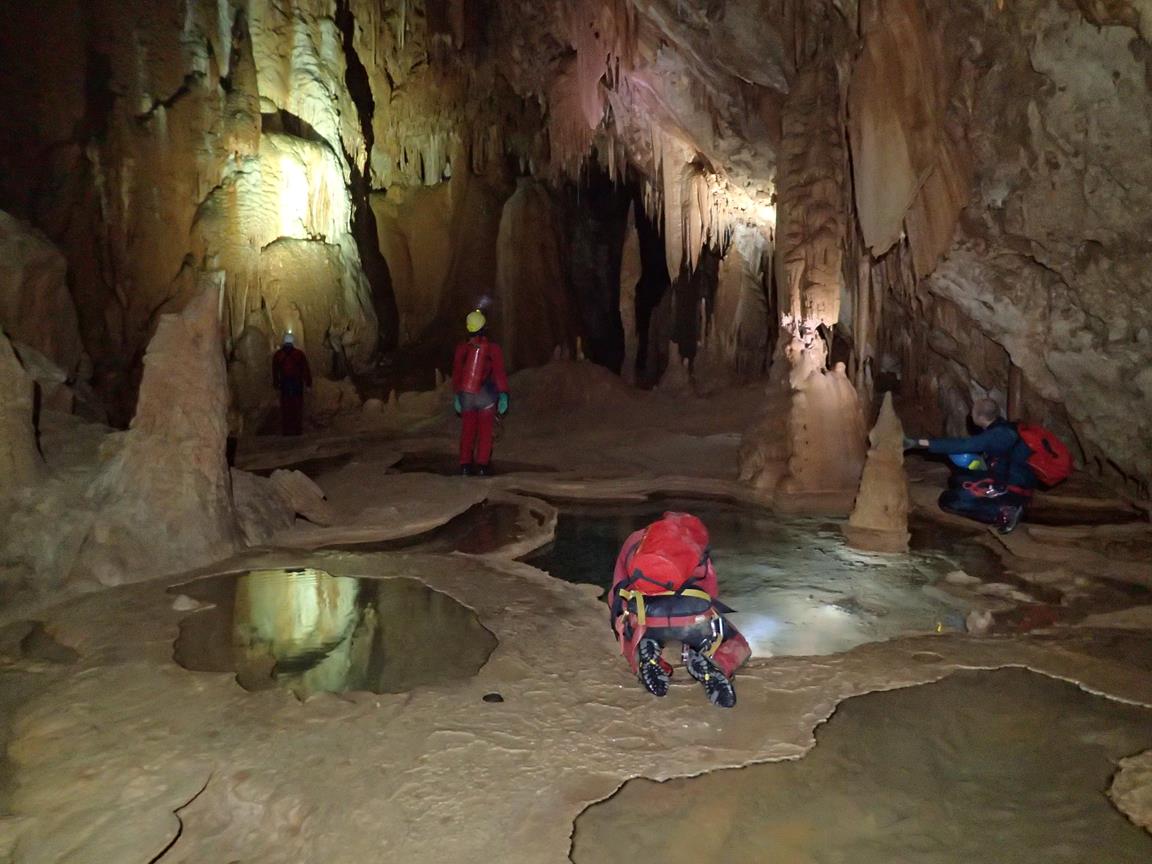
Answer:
top-left (173, 569), bottom-right (497, 697)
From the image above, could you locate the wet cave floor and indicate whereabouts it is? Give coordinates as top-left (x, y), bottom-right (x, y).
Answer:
top-left (572, 668), bottom-right (1152, 864)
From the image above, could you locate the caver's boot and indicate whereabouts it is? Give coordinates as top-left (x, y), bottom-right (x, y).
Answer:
top-left (683, 647), bottom-right (736, 708)
top-left (996, 504), bottom-right (1024, 535)
top-left (636, 638), bottom-right (671, 698)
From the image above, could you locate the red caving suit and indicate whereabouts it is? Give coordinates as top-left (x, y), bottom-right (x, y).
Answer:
top-left (609, 512), bottom-right (751, 677)
top-left (451, 335), bottom-right (509, 468)
top-left (272, 345), bottom-right (313, 436)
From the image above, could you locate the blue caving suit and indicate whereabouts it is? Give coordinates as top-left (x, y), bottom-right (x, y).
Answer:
top-left (927, 419), bottom-right (1037, 525)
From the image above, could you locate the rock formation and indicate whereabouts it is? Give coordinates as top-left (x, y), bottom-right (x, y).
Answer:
top-left (842, 393), bottom-right (910, 554)
top-left (0, 211), bottom-right (84, 377)
top-left (76, 284), bottom-right (240, 586)
top-left (0, 331), bottom-right (43, 492)
top-left (740, 331), bottom-right (868, 512)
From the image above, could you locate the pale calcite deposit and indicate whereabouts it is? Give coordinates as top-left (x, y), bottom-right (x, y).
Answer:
top-left (843, 392), bottom-right (911, 553)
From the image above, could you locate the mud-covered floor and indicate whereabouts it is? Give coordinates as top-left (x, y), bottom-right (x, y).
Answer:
top-left (1, 376), bottom-right (1150, 863)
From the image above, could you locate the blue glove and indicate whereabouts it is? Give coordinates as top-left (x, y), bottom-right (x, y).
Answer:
top-left (453, 394), bottom-right (462, 416)
top-left (497, 393), bottom-right (509, 416)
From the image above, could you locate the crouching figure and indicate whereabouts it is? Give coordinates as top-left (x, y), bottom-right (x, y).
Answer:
top-left (609, 512), bottom-right (751, 708)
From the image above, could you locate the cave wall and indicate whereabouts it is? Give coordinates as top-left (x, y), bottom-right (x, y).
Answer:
top-left (0, 0), bottom-right (1147, 492)
top-left (847, 0), bottom-right (1152, 493)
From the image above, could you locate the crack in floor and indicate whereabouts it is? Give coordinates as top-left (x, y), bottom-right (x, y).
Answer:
top-left (148, 772), bottom-right (214, 864)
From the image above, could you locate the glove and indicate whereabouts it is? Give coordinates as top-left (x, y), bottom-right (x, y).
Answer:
top-left (453, 394), bottom-right (462, 416)
top-left (902, 436), bottom-right (923, 450)
top-left (497, 393), bottom-right (509, 416)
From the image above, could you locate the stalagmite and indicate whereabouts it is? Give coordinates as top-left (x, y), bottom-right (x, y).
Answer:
top-left (76, 283), bottom-right (240, 586)
top-left (741, 333), bottom-right (868, 512)
top-left (842, 393), bottom-right (910, 554)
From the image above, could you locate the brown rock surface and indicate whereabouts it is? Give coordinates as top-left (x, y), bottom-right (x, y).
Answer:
top-left (0, 330), bottom-right (43, 492)
top-left (0, 211), bottom-right (83, 376)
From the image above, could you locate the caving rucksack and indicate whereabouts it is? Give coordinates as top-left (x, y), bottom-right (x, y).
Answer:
top-left (1016, 424), bottom-right (1073, 487)
top-left (623, 513), bottom-right (711, 596)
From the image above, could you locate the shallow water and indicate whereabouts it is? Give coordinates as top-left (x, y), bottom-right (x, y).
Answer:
top-left (572, 669), bottom-right (1152, 864)
top-left (525, 500), bottom-right (1001, 657)
top-left (172, 568), bottom-right (496, 697)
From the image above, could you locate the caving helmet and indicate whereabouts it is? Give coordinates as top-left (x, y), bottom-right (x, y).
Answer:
top-left (466, 309), bottom-right (487, 334)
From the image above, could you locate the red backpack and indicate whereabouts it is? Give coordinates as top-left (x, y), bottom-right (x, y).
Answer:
top-left (626, 514), bottom-right (710, 596)
top-left (1017, 424), bottom-right (1073, 486)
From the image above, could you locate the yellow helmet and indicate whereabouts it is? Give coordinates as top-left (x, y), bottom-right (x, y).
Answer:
top-left (466, 309), bottom-right (486, 333)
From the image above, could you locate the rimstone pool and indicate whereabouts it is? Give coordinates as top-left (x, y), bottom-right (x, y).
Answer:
top-left (172, 568), bottom-right (496, 698)
top-left (525, 499), bottom-right (1003, 656)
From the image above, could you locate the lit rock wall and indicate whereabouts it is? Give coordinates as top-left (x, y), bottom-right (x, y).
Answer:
top-left (0, 0), bottom-right (383, 424)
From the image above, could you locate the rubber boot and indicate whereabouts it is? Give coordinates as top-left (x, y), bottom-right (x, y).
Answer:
top-left (684, 647), bottom-right (736, 708)
top-left (636, 638), bottom-right (670, 698)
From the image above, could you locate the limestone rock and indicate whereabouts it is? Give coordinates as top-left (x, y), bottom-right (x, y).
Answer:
top-left (843, 393), bottom-right (911, 553)
top-left (657, 343), bottom-right (694, 394)
top-left (496, 179), bottom-right (574, 370)
top-left (269, 470), bottom-right (336, 527)
top-left (231, 469), bottom-right (297, 546)
top-left (618, 202), bottom-right (641, 385)
top-left (965, 609), bottom-right (994, 635)
top-left (76, 285), bottom-right (240, 586)
top-left (0, 330), bottom-right (43, 492)
top-left (1111, 750), bottom-right (1152, 833)
top-left (0, 211), bottom-right (83, 375)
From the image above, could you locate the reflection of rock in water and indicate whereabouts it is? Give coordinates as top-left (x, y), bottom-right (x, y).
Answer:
top-left (572, 669), bottom-right (1152, 864)
top-left (173, 569), bottom-right (497, 697)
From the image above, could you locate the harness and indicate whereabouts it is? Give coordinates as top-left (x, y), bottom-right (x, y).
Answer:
top-left (610, 530), bottom-right (723, 672)
top-left (963, 477), bottom-right (1034, 499)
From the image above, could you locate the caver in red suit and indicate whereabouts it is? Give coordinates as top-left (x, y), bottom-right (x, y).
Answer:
top-left (609, 512), bottom-right (751, 708)
top-left (272, 333), bottom-right (312, 436)
top-left (451, 309), bottom-right (509, 476)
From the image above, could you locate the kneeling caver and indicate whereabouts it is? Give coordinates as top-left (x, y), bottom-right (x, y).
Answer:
top-left (609, 512), bottom-right (751, 708)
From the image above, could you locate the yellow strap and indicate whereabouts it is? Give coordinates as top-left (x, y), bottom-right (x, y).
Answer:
top-left (616, 587), bottom-right (715, 628)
